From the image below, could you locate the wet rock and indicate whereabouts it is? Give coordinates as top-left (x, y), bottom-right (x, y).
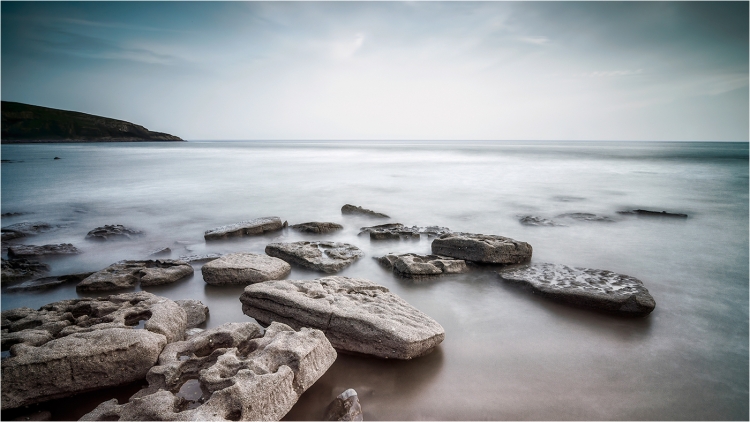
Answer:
top-left (1, 291), bottom-right (187, 410)
top-left (556, 213), bottom-right (615, 223)
top-left (341, 204), bottom-right (389, 218)
top-left (377, 253), bottom-right (468, 278)
top-left (265, 241), bottom-right (363, 274)
top-left (80, 321), bottom-right (336, 421)
top-left (85, 224), bottom-right (144, 241)
top-left (324, 388), bottom-right (363, 421)
top-left (1, 258), bottom-right (50, 283)
top-left (6, 272), bottom-right (94, 292)
top-left (1, 212), bottom-right (26, 218)
top-left (1, 222), bottom-right (53, 241)
top-left (177, 253), bottom-right (222, 263)
top-left (241, 276), bottom-right (445, 359)
top-left (202, 253), bottom-right (291, 285)
top-left (291, 222), bottom-right (344, 234)
top-left (617, 209), bottom-right (688, 218)
top-left (148, 247), bottom-right (172, 257)
top-left (518, 216), bottom-right (564, 227)
top-left (175, 300), bottom-right (209, 328)
top-left (204, 217), bottom-right (286, 240)
top-left (359, 223), bottom-right (451, 240)
top-left (7, 243), bottom-right (80, 258)
top-left (76, 260), bottom-right (193, 291)
top-left (431, 232), bottom-right (532, 264)
top-left (497, 263), bottom-right (656, 316)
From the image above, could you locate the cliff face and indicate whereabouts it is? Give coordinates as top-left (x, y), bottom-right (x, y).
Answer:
top-left (1, 102), bottom-right (183, 143)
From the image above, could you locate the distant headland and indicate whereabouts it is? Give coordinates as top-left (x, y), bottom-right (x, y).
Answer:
top-left (1, 101), bottom-right (183, 143)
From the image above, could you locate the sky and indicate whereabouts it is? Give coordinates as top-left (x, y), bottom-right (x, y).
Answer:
top-left (2, 1), bottom-right (748, 141)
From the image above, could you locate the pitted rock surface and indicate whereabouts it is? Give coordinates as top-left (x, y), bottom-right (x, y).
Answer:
top-left (324, 388), bottom-right (363, 421)
top-left (85, 224), bottom-right (144, 241)
top-left (77, 260), bottom-right (194, 291)
top-left (1, 291), bottom-right (187, 410)
top-left (1, 258), bottom-right (50, 283)
top-left (80, 321), bottom-right (336, 421)
top-left (201, 253), bottom-right (291, 285)
top-left (431, 232), bottom-right (532, 264)
top-left (341, 204), bottom-right (389, 218)
top-left (291, 222), bottom-right (344, 234)
top-left (204, 217), bottom-right (285, 240)
top-left (497, 263), bottom-right (656, 316)
top-left (1, 222), bottom-right (54, 241)
top-left (265, 242), bottom-right (363, 274)
top-left (377, 253), bottom-right (468, 278)
top-left (359, 223), bottom-right (451, 240)
top-left (241, 276), bottom-right (445, 359)
top-left (8, 243), bottom-right (80, 258)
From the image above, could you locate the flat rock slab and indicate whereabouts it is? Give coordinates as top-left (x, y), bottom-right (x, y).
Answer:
top-left (556, 213), bottom-right (615, 222)
top-left (1, 258), bottom-right (49, 283)
top-left (617, 209), bottom-right (688, 218)
top-left (81, 321), bottom-right (336, 421)
top-left (77, 260), bottom-right (194, 291)
top-left (341, 204), bottom-right (389, 218)
top-left (431, 232), bottom-right (533, 264)
top-left (377, 253), bottom-right (468, 278)
top-left (8, 243), bottom-right (80, 258)
top-left (204, 217), bottom-right (285, 240)
top-left (241, 276), bottom-right (445, 359)
top-left (1, 222), bottom-right (54, 241)
top-left (6, 272), bottom-right (94, 292)
top-left (324, 388), bottom-right (363, 421)
top-left (497, 263), bottom-right (656, 316)
top-left (202, 253), bottom-right (291, 285)
top-left (86, 225), bottom-right (144, 241)
top-left (178, 253), bottom-right (222, 263)
top-left (291, 222), bottom-right (344, 234)
top-left (360, 223), bottom-right (451, 240)
top-left (265, 242), bottom-right (363, 274)
top-left (1, 291), bottom-right (187, 410)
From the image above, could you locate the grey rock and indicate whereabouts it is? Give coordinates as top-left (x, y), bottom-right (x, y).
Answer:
top-left (1, 258), bottom-right (49, 283)
top-left (518, 216), bottom-right (564, 227)
top-left (431, 232), bottom-right (533, 264)
top-left (1, 291), bottom-right (187, 410)
top-left (148, 247), bottom-right (172, 257)
top-left (265, 241), bottom-right (363, 274)
top-left (1, 222), bottom-right (53, 242)
top-left (178, 253), bottom-right (222, 263)
top-left (175, 300), bottom-right (209, 328)
top-left (7, 243), bottom-right (80, 258)
top-left (6, 272), bottom-right (94, 292)
top-left (324, 388), bottom-right (363, 421)
top-left (497, 263), bottom-right (656, 316)
top-left (241, 276), bottom-right (445, 359)
top-left (204, 217), bottom-right (285, 240)
top-left (85, 224), bottom-right (144, 241)
top-left (556, 213), bottom-right (615, 222)
top-left (359, 223), bottom-right (450, 240)
top-left (291, 222), bottom-right (344, 234)
top-left (76, 260), bottom-right (193, 291)
top-left (377, 253), bottom-right (468, 278)
top-left (341, 204), bottom-right (389, 218)
top-left (80, 321), bottom-right (336, 421)
top-left (202, 253), bottom-right (291, 285)
top-left (617, 209), bottom-right (688, 218)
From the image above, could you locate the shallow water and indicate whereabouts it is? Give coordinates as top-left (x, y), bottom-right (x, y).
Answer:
top-left (1, 140), bottom-right (748, 420)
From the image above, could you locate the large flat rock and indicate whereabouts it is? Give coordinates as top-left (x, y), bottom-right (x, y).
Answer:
top-left (497, 263), bottom-right (656, 316)
top-left (431, 232), bottom-right (532, 264)
top-left (77, 260), bottom-right (194, 291)
top-left (204, 217), bottom-right (285, 240)
top-left (241, 276), bottom-right (445, 359)
top-left (202, 252), bottom-right (291, 285)
top-left (80, 321), bottom-right (336, 421)
top-left (265, 241), bottom-right (363, 274)
top-left (377, 253), bottom-right (468, 278)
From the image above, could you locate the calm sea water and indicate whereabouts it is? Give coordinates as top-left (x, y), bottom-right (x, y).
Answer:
top-left (1, 141), bottom-right (748, 420)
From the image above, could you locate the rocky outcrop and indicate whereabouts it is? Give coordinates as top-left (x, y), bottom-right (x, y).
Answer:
top-left (241, 276), bottom-right (445, 359)
top-left (518, 216), bottom-right (564, 227)
top-left (6, 272), bottom-right (94, 292)
top-left (377, 253), bottom-right (468, 278)
top-left (1, 291), bottom-right (187, 410)
top-left (431, 233), bottom-right (532, 264)
top-left (359, 223), bottom-right (450, 240)
top-left (201, 253), bottom-right (291, 285)
top-left (341, 204), bottom-right (389, 218)
top-left (7, 243), bottom-right (79, 258)
top-left (556, 213), bottom-right (614, 222)
top-left (324, 389), bottom-right (363, 421)
top-left (80, 321), bottom-right (336, 421)
top-left (265, 242), bottom-right (363, 274)
top-left (1, 222), bottom-right (53, 241)
top-left (497, 263), bottom-right (656, 316)
top-left (174, 300), bottom-right (209, 329)
top-left (85, 225), bottom-right (143, 241)
top-left (204, 217), bottom-right (286, 240)
top-left (1, 258), bottom-right (49, 283)
top-left (76, 260), bottom-right (194, 291)
top-left (291, 222), bottom-right (344, 234)
top-left (617, 209), bottom-right (688, 218)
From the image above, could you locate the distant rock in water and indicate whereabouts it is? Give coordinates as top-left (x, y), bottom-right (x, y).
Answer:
top-left (359, 223), bottom-right (451, 240)
top-left (341, 204), bottom-right (389, 218)
top-left (1, 101), bottom-right (183, 143)
top-left (556, 213), bottom-right (615, 222)
top-left (518, 216), bottom-right (564, 227)
top-left (617, 209), bottom-right (688, 218)
top-left (1, 221), bottom-right (54, 241)
top-left (6, 272), bottom-right (94, 292)
top-left (86, 224), bottom-right (143, 241)
top-left (291, 222), bottom-right (344, 234)
top-left (266, 241), bottom-right (363, 273)
top-left (431, 232), bottom-right (533, 264)
top-left (1, 258), bottom-right (50, 283)
top-left (204, 217), bottom-right (286, 240)
top-left (76, 259), bottom-right (193, 291)
top-left (377, 253), bottom-right (468, 278)
top-left (8, 243), bottom-right (79, 259)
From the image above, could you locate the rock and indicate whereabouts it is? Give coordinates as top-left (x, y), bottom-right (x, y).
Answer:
top-left (148, 247), bottom-right (172, 257)
top-left (7, 243), bottom-right (80, 258)
top-left (341, 204), bottom-right (389, 218)
top-left (76, 260), bottom-right (193, 291)
top-left (291, 222), bottom-right (344, 234)
top-left (80, 321), bottom-right (336, 421)
top-left (1, 222), bottom-right (53, 241)
top-left (324, 388), bottom-right (363, 421)
top-left (617, 209), bottom-right (688, 218)
top-left (377, 253), bottom-right (468, 278)
top-left (556, 213), bottom-right (614, 222)
top-left (265, 242), bottom-right (363, 274)
top-left (518, 216), bottom-right (564, 227)
top-left (204, 217), bottom-right (285, 240)
top-left (431, 232), bottom-right (532, 264)
top-left (1, 258), bottom-right (49, 283)
top-left (85, 224), bottom-right (144, 241)
top-left (359, 223), bottom-right (450, 240)
top-left (174, 300), bottom-right (209, 328)
top-left (241, 276), bottom-right (445, 359)
top-left (177, 253), bottom-right (222, 263)
top-left (1, 212), bottom-right (26, 217)
top-left (497, 263), bottom-right (656, 316)
top-left (201, 253), bottom-right (291, 285)
top-left (6, 272), bottom-right (94, 292)
top-left (1, 291), bottom-right (187, 410)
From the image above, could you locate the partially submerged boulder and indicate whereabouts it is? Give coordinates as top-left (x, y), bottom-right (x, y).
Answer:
top-left (497, 263), bottom-right (656, 316)
top-left (431, 232), bottom-right (532, 264)
top-left (174, 300), bottom-right (209, 328)
top-left (85, 225), bottom-right (144, 241)
top-left (341, 204), bottom-right (389, 218)
top-left (241, 276), bottom-right (445, 359)
top-left (1, 258), bottom-right (49, 283)
top-left (324, 388), bottom-right (363, 421)
top-left (80, 321), bottom-right (336, 421)
top-left (7, 243), bottom-right (79, 258)
top-left (204, 217), bottom-right (286, 240)
top-left (1, 222), bottom-right (53, 242)
top-left (1, 291), bottom-right (187, 410)
top-left (201, 253), bottom-right (290, 285)
top-left (291, 222), bottom-right (344, 234)
top-left (359, 223), bottom-right (450, 240)
top-left (76, 260), bottom-right (194, 291)
top-left (377, 253), bottom-right (468, 278)
top-left (6, 272), bottom-right (94, 292)
top-left (265, 242), bottom-right (363, 274)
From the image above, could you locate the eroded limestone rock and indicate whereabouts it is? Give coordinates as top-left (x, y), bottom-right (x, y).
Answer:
top-left (175, 300), bottom-right (209, 328)
top-left (431, 232), bottom-right (532, 264)
top-left (85, 224), bottom-right (144, 241)
top-left (377, 253), bottom-right (468, 278)
top-left (76, 260), bottom-right (194, 291)
top-left (7, 243), bottom-right (79, 258)
top-left (324, 388), bottom-right (363, 421)
top-left (204, 217), bottom-right (285, 240)
top-left (201, 253), bottom-right (290, 285)
top-left (1, 258), bottom-right (49, 283)
top-left (265, 241), bottom-right (363, 274)
top-left (291, 222), bottom-right (344, 234)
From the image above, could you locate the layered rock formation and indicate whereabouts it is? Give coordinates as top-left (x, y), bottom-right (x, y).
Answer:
top-left (431, 233), bottom-right (532, 264)
top-left (265, 241), bottom-right (363, 274)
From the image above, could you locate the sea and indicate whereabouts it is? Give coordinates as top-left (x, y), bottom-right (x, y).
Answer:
top-left (1, 140), bottom-right (748, 420)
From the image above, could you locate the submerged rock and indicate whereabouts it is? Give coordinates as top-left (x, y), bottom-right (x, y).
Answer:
top-left (85, 224), bottom-right (144, 241)
top-left (7, 243), bottom-right (80, 258)
top-left (1, 258), bottom-right (50, 283)
top-left (431, 232), bottom-right (532, 264)
top-left (324, 388), bottom-right (363, 421)
top-left (80, 321), bottom-right (336, 421)
top-left (617, 209), bottom-right (688, 218)
top-left (556, 213), bottom-right (615, 223)
top-left (76, 260), bottom-right (193, 291)
top-left (341, 204), bottom-right (389, 218)
top-left (174, 300), bottom-right (209, 328)
top-left (201, 253), bottom-right (291, 285)
top-left (377, 253), bottom-right (468, 278)
top-left (241, 276), bottom-right (445, 359)
top-left (204, 217), bottom-right (286, 240)
top-left (291, 222), bottom-right (344, 234)
top-left (6, 272), bottom-right (94, 292)
top-left (1, 222), bottom-right (54, 241)
top-left (265, 241), bottom-right (363, 274)
top-left (1, 291), bottom-right (187, 410)
top-left (518, 216), bottom-right (564, 227)
top-left (359, 223), bottom-right (451, 240)
top-left (497, 263), bottom-right (656, 316)
top-left (177, 253), bottom-right (222, 263)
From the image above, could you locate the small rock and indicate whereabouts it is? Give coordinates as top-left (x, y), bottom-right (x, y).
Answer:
top-left (85, 225), bottom-right (143, 241)
top-left (556, 213), bottom-right (614, 223)
top-left (6, 273), bottom-right (94, 292)
top-left (518, 216), bottom-right (563, 227)
top-left (76, 260), bottom-right (193, 291)
top-left (377, 253), bottom-right (468, 278)
top-left (431, 232), bottom-right (532, 264)
top-left (201, 253), bottom-right (291, 285)
top-left (1, 258), bottom-right (50, 284)
top-left (617, 209), bottom-right (688, 218)
top-left (359, 223), bottom-right (450, 240)
top-left (265, 241), bottom-right (363, 274)
top-left (204, 217), bottom-right (285, 240)
top-left (174, 300), bottom-right (209, 328)
top-left (147, 247), bottom-right (172, 257)
top-left (341, 204), bottom-right (389, 218)
top-left (290, 222), bottom-right (344, 234)
top-left (8, 244), bottom-right (80, 258)
top-left (324, 388), bottom-right (363, 421)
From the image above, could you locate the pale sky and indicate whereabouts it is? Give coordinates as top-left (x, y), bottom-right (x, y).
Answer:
top-left (2, 1), bottom-right (748, 141)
